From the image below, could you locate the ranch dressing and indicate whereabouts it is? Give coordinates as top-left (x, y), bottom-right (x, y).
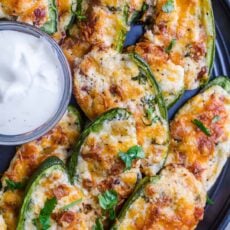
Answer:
top-left (0, 30), bottom-right (63, 135)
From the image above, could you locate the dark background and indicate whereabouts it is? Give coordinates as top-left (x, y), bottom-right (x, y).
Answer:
top-left (0, 0), bottom-right (229, 229)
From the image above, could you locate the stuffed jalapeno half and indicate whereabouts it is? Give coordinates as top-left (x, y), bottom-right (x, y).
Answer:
top-left (132, 0), bottom-right (215, 107)
top-left (167, 77), bottom-right (230, 191)
top-left (73, 48), bottom-right (169, 176)
top-left (62, 0), bottom-right (147, 59)
top-left (0, 106), bottom-right (83, 229)
top-left (17, 157), bottom-right (92, 229)
top-left (68, 108), bottom-right (142, 204)
top-left (112, 165), bottom-right (206, 230)
top-left (0, 0), bottom-right (58, 35)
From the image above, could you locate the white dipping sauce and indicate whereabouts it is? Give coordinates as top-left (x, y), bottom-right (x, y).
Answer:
top-left (0, 30), bottom-right (63, 135)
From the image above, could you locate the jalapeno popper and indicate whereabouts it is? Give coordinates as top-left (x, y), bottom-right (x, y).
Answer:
top-left (73, 49), bottom-right (169, 176)
top-left (167, 77), bottom-right (230, 190)
top-left (61, 0), bottom-right (147, 66)
top-left (17, 157), bottom-right (90, 230)
top-left (112, 165), bottom-right (206, 230)
top-left (132, 0), bottom-right (215, 107)
top-left (68, 108), bottom-right (141, 202)
top-left (0, 106), bottom-right (82, 230)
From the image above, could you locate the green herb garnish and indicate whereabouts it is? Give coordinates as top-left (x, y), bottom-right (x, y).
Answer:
top-left (162, 0), bottom-right (174, 13)
top-left (34, 197), bottom-right (57, 230)
top-left (60, 198), bottom-right (82, 211)
top-left (93, 218), bottom-right (104, 230)
top-left (165, 39), bottom-right (176, 53)
top-left (206, 196), bottom-right (214, 205)
top-left (119, 145), bottom-right (145, 170)
top-left (131, 71), bottom-right (147, 84)
top-left (5, 179), bottom-right (24, 191)
top-left (192, 119), bottom-right (211, 136)
top-left (98, 190), bottom-right (118, 220)
top-left (76, 0), bottom-right (86, 21)
top-left (212, 115), bottom-right (221, 123)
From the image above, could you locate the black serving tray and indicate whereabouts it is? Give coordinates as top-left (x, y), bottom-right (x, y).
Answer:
top-left (0, 0), bottom-right (229, 229)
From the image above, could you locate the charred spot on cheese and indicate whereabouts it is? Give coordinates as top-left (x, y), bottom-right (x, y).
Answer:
top-left (0, 106), bottom-right (82, 229)
top-left (0, 0), bottom-right (58, 35)
top-left (167, 77), bottom-right (230, 190)
top-left (112, 165), bottom-right (206, 230)
top-left (68, 108), bottom-right (142, 205)
top-left (73, 48), bottom-right (169, 176)
top-left (17, 157), bottom-right (98, 230)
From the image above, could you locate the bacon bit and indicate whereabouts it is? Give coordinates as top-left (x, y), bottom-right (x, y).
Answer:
top-left (189, 42), bottom-right (206, 62)
top-left (82, 179), bottom-right (94, 190)
top-left (170, 120), bottom-right (185, 141)
top-left (205, 94), bottom-right (226, 115)
top-left (176, 152), bottom-right (187, 165)
top-left (98, 177), bottom-right (114, 193)
top-left (197, 66), bottom-right (207, 79)
top-left (197, 135), bottom-right (214, 156)
top-left (194, 207), bottom-right (204, 220)
top-left (82, 203), bottom-right (93, 214)
top-left (143, 206), bottom-right (160, 228)
top-left (109, 84), bottom-right (123, 98)
top-left (81, 15), bottom-right (97, 41)
top-left (53, 211), bottom-right (75, 225)
top-left (154, 21), bottom-right (167, 35)
top-left (135, 42), bottom-right (169, 65)
top-left (188, 162), bottom-right (205, 180)
top-left (82, 145), bottom-right (102, 162)
top-left (108, 160), bottom-right (124, 176)
top-left (34, 8), bottom-right (46, 25)
top-left (81, 85), bottom-right (90, 93)
top-left (53, 184), bottom-right (70, 200)
top-left (211, 125), bottom-right (225, 143)
top-left (145, 185), bottom-right (155, 196)
top-left (156, 194), bottom-right (172, 206)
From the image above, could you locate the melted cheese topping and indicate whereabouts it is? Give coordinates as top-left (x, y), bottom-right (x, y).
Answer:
top-left (77, 114), bottom-right (140, 200)
top-left (74, 48), bottom-right (169, 176)
top-left (167, 85), bottom-right (230, 190)
top-left (0, 0), bottom-right (50, 26)
top-left (116, 165), bottom-right (206, 230)
top-left (23, 167), bottom-right (97, 230)
top-left (0, 109), bottom-right (81, 229)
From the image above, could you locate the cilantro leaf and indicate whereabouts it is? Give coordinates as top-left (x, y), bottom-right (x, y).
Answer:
top-left (165, 39), bottom-right (176, 53)
top-left (192, 119), bottom-right (211, 136)
top-left (119, 145), bottom-right (145, 170)
top-left (35, 197), bottom-right (57, 230)
top-left (162, 0), bottom-right (174, 13)
top-left (93, 218), bottom-right (104, 230)
top-left (206, 196), bottom-right (214, 205)
top-left (98, 190), bottom-right (118, 220)
top-left (5, 179), bottom-right (24, 191)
